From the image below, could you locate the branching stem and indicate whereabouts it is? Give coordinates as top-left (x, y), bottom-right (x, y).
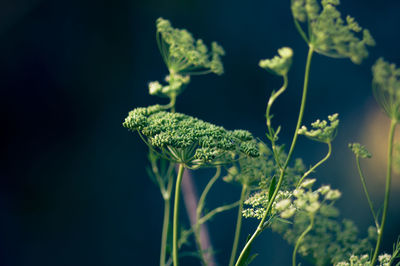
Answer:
top-left (235, 46), bottom-right (314, 266)
top-left (297, 141), bottom-right (331, 188)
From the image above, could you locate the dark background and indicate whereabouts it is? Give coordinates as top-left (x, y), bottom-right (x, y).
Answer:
top-left (1, 0), bottom-right (400, 265)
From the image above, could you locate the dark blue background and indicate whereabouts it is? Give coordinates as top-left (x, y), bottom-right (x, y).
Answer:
top-left (1, 0), bottom-right (400, 265)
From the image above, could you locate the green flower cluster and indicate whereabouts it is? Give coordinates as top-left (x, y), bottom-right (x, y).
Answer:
top-left (298, 113), bottom-right (339, 143)
top-left (123, 105), bottom-right (259, 169)
top-left (270, 183), bottom-right (374, 265)
top-left (335, 253), bottom-right (392, 266)
top-left (223, 142), bottom-right (277, 187)
top-left (291, 0), bottom-right (375, 64)
top-left (348, 143), bottom-right (372, 159)
top-left (259, 47), bottom-right (293, 76)
top-left (150, 18), bottom-right (225, 100)
top-left (156, 17), bottom-right (224, 75)
top-left (372, 58), bottom-right (400, 121)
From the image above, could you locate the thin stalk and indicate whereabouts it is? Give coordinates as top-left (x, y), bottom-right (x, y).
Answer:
top-left (235, 46), bottom-right (314, 266)
top-left (371, 119), bottom-right (397, 265)
top-left (195, 167), bottom-right (221, 265)
top-left (173, 164), bottom-right (185, 266)
top-left (355, 156), bottom-right (378, 227)
top-left (266, 74), bottom-right (289, 169)
top-left (229, 185), bottom-right (248, 266)
top-left (297, 141), bottom-right (332, 188)
top-left (292, 215), bottom-right (314, 266)
top-left (160, 171), bottom-right (174, 266)
top-left (198, 201), bottom-right (240, 224)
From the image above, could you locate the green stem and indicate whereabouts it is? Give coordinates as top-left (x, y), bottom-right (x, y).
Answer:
top-left (160, 198), bottom-right (171, 266)
top-left (172, 164), bottom-right (185, 266)
top-left (160, 170), bottom-right (174, 266)
top-left (292, 215), bottom-right (314, 266)
top-left (195, 167), bottom-right (221, 265)
top-left (235, 46), bottom-right (314, 266)
top-left (297, 141), bottom-right (331, 188)
top-left (266, 74), bottom-right (289, 169)
top-left (229, 185), bottom-right (248, 266)
top-left (198, 201), bottom-right (240, 224)
top-left (355, 156), bottom-right (378, 227)
top-left (371, 119), bottom-right (397, 265)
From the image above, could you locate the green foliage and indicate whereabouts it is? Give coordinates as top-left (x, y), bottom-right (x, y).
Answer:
top-left (298, 113), bottom-right (339, 143)
top-left (372, 58), bottom-right (400, 122)
top-left (291, 0), bottom-right (375, 63)
top-left (123, 105), bottom-right (259, 169)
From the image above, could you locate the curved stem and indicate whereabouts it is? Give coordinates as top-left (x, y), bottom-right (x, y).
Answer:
top-left (355, 156), bottom-right (378, 227)
top-left (297, 141), bottom-right (331, 188)
top-left (172, 164), bottom-right (185, 266)
top-left (266, 74), bottom-right (289, 169)
top-left (198, 201), bottom-right (240, 225)
top-left (235, 46), bottom-right (314, 266)
top-left (292, 215), bottom-right (314, 266)
top-left (371, 119), bottom-right (397, 265)
top-left (229, 185), bottom-right (248, 266)
top-left (194, 167), bottom-right (221, 265)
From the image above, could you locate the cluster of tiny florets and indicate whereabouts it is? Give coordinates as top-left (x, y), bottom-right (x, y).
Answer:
top-left (372, 58), bottom-right (400, 121)
top-left (291, 0), bottom-right (375, 64)
top-left (259, 47), bottom-right (294, 76)
top-left (298, 113), bottom-right (339, 143)
top-left (348, 143), bottom-right (372, 159)
top-left (156, 17), bottom-right (225, 75)
top-left (123, 105), bottom-right (259, 168)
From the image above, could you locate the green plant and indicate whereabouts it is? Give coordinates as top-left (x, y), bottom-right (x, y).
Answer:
top-left (124, 1), bottom-right (400, 265)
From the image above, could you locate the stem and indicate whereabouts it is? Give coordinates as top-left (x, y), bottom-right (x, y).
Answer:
top-left (160, 198), bottom-right (171, 266)
top-left (355, 156), bottom-right (378, 227)
top-left (229, 185), bottom-right (248, 266)
top-left (198, 201), bottom-right (240, 224)
top-left (371, 119), bottom-right (397, 265)
top-left (235, 46), bottom-right (314, 266)
top-left (266, 75), bottom-right (288, 169)
top-left (292, 215), bottom-right (314, 266)
top-left (297, 141), bottom-right (331, 188)
top-left (195, 167), bottom-right (221, 265)
top-left (173, 164), bottom-right (185, 266)
top-left (160, 170), bottom-right (174, 266)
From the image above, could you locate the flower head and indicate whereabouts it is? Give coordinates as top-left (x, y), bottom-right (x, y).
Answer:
top-left (123, 105), bottom-right (259, 169)
top-left (259, 47), bottom-right (293, 76)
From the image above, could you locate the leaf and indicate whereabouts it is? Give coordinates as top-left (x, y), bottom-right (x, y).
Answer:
top-left (237, 235), bottom-right (256, 266)
top-left (268, 176), bottom-right (277, 201)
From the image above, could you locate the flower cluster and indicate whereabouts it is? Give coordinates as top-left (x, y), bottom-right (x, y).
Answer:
top-left (291, 0), bottom-right (375, 63)
top-left (259, 47), bottom-right (293, 76)
top-left (123, 105), bottom-right (259, 169)
top-left (348, 143), bottom-right (372, 159)
top-left (372, 58), bottom-right (400, 121)
top-left (298, 113), bottom-right (339, 143)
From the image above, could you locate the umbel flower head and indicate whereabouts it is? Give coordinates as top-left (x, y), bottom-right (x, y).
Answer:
top-left (291, 0), bottom-right (375, 64)
top-left (298, 113), bottom-right (339, 143)
top-left (156, 17), bottom-right (225, 76)
top-left (372, 58), bottom-right (400, 122)
top-left (259, 47), bottom-right (293, 76)
top-left (123, 105), bottom-right (259, 169)
top-left (150, 18), bottom-right (225, 99)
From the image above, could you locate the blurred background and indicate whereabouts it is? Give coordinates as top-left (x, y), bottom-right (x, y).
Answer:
top-left (1, 0), bottom-right (400, 265)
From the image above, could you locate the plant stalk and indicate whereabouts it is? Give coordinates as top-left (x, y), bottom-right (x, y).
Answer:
top-left (229, 185), bottom-right (248, 266)
top-left (371, 119), bottom-right (397, 265)
top-left (235, 46), bottom-right (314, 266)
top-left (292, 215), bottom-right (314, 266)
top-left (172, 164), bottom-right (185, 266)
